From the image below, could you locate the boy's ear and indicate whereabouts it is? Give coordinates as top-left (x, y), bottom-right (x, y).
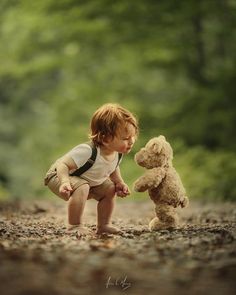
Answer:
top-left (101, 135), bottom-right (112, 146)
top-left (101, 136), bottom-right (107, 146)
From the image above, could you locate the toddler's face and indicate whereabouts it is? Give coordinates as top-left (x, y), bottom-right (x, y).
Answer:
top-left (106, 124), bottom-right (137, 154)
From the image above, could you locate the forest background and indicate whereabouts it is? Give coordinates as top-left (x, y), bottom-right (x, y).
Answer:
top-left (0, 0), bottom-right (235, 201)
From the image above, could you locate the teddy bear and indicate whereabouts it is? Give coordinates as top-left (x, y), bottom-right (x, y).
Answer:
top-left (133, 135), bottom-right (189, 230)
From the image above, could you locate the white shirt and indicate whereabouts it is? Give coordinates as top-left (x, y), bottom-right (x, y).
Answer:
top-left (67, 144), bottom-right (119, 187)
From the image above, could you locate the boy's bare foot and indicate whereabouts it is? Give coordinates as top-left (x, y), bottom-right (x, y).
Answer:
top-left (96, 224), bottom-right (121, 235)
top-left (67, 224), bottom-right (93, 237)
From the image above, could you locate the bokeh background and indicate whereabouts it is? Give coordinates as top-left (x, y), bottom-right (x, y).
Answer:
top-left (0, 0), bottom-right (235, 201)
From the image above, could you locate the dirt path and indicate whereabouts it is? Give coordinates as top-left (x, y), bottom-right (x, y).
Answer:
top-left (0, 199), bottom-right (235, 295)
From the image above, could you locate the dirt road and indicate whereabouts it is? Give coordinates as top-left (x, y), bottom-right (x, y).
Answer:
top-left (0, 199), bottom-right (235, 295)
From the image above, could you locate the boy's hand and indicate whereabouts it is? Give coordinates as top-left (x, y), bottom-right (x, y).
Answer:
top-left (59, 181), bottom-right (73, 199)
top-left (115, 182), bottom-right (130, 198)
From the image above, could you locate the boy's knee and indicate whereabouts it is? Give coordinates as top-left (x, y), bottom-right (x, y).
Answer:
top-left (90, 181), bottom-right (116, 201)
top-left (104, 183), bottom-right (116, 199)
top-left (72, 184), bottom-right (90, 197)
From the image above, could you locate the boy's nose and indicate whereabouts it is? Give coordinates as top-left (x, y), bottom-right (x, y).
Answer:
top-left (129, 137), bottom-right (135, 145)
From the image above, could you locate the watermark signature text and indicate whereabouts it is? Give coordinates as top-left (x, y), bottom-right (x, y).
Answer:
top-left (105, 275), bottom-right (131, 291)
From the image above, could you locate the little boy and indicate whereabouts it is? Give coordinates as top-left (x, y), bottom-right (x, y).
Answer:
top-left (44, 103), bottom-right (138, 236)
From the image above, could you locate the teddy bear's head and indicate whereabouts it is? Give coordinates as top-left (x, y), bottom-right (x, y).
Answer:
top-left (134, 135), bottom-right (173, 169)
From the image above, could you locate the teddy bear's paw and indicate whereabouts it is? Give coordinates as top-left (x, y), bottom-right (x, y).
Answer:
top-left (165, 199), bottom-right (178, 208)
top-left (149, 215), bottom-right (179, 231)
top-left (180, 196), bottom-right (189, 208)
top-left (133, 180), bottom-right (147, 192)
top-left (133, 183), bottom-right (140, 192)
top-left (149, 218), bottom-right (160, 231)
top-left (149, 217), bottom-right (171, 231)
top-left (149, 222), bottom-right (177, 231)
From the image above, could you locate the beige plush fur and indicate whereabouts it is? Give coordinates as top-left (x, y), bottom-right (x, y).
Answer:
top-left (133, 136), bottom-right (189, 230)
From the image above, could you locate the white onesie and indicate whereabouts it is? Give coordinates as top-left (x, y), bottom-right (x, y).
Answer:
top-left (67, 144), bottom-right (120, 187)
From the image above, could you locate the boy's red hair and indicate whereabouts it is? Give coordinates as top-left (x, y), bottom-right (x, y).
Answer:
top-left (89, 103), bottom-right (139, 146)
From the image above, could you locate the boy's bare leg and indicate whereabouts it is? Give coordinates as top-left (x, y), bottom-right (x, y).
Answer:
top-left (67, 184), bottom-right (92, 236)
top-left (96, 184), bottom-right (120, 234)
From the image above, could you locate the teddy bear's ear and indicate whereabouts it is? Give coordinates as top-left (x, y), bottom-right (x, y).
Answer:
top-left (158, 135), bottom-right (166, 141)
top-left (151, 139), bottom-right (162, 154)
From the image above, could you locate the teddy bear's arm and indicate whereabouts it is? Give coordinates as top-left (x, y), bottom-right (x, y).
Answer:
top-left (133, 175), bottom-right (150, 192)
top-left (133, 168), bottom-right (166, 192)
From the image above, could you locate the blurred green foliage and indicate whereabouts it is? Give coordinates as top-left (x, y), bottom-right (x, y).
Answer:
top-left (0, 0), bottom-right (235, 200)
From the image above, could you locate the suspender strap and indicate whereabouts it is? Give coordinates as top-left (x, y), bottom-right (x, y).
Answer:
top-left (70, 142), bottom-right (123, 177)
top-left (117, 153), bottom-right (123, 168)
top-left (70, 142), bottom-right (97, 177)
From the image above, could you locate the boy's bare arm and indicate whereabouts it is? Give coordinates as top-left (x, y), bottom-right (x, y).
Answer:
top-left (56, 156), bottom-right (77, 184)
top-left (56, 156), bottom-right (78, 199)
top-left (110, 167), bottom-right (124, 184)
top-left (110, 167), bottom-right (130, 197)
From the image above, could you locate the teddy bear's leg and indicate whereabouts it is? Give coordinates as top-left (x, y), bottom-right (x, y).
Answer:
top-left (149, 203), bottom-right (179, 231)
top-left (156, 203), bottom-right (179, 228)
